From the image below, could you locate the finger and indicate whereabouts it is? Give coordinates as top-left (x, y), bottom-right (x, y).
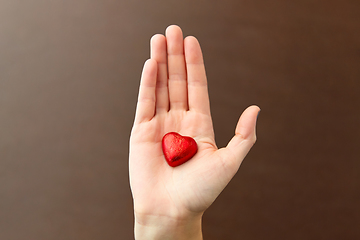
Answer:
top-left (165, 25), bottom-right (188, 110)
top-left (134, 59), bottom-right (158, 124)
top-left (184, 36), bottom-right (211, 115)
top-left (221, 105), bottom-right (260, 170)
top-left (150, 34), bottom-right (169, 112)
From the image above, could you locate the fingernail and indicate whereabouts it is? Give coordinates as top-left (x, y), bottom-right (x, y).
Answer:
top-left (256, 110), bottom-right (261, 120)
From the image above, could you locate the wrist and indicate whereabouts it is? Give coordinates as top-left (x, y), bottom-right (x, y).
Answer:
top-left (134, 212), bottom-right (203, 240)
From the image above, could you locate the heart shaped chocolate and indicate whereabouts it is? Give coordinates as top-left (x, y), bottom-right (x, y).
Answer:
top-left (162, 132), bottom-right (198, 167)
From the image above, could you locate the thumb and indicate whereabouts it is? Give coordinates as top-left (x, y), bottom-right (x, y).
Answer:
top-left (223, 105), bottom-right (260, 169)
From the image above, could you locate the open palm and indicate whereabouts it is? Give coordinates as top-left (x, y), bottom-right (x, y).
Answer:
top-left (129, 25), bottom-right (260, 220)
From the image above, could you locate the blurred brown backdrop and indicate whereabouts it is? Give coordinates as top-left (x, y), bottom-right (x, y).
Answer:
top-left (1, 0), bottom-right (359, 239)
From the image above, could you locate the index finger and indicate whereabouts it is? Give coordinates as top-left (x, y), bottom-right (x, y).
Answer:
top-left (184, 36), bottom-right (210, 115)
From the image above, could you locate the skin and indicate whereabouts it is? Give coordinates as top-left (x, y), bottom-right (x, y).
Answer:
top-left (129, 25), bottom-right (260, 240)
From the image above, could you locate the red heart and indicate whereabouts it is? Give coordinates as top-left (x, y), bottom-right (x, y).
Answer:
top-left (162, 132), bottom-right (198, 167)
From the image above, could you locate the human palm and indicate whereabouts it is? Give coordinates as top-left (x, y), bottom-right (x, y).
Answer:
top-left (129, 25), bottom-right (260, 221)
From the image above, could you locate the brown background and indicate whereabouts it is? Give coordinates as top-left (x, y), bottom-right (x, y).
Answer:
top-left (1, 0), bottom-right (359, 239)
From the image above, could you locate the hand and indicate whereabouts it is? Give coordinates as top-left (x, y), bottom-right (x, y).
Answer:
top-left (129, 25), bottom-right (260, 239)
